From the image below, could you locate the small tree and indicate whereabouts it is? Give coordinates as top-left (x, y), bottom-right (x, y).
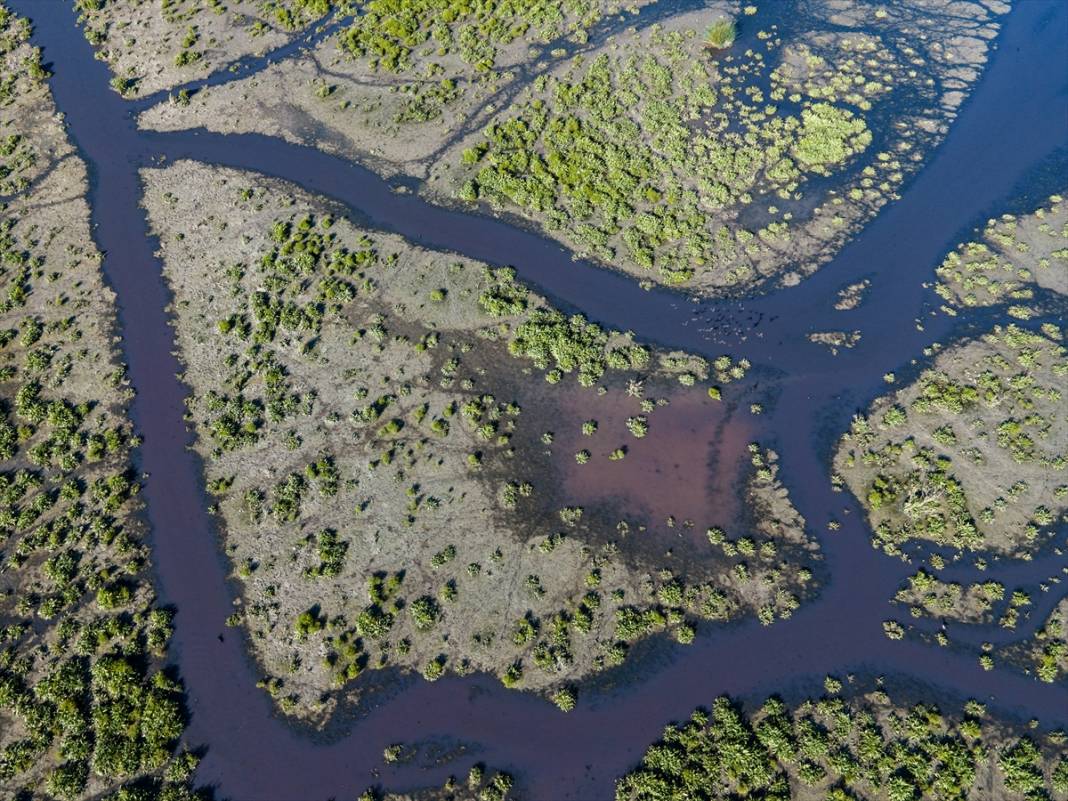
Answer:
top-left (552, 687), bottom-right (576, 712)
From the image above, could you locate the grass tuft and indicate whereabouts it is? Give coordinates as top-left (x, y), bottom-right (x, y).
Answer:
top-left (705, 18), bottom-right (737, 49)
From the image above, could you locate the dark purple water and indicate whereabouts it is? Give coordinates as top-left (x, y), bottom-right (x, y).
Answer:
top-left (14, 1), bottom-right (1068, 798)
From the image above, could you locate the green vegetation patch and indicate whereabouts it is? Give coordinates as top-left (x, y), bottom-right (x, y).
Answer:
top-left (834, 324), bottom-right (1068, 556)
top-left (616, 689), bottom-right (1066, 801)
top-left (456, 22), bottom-right (873, 287)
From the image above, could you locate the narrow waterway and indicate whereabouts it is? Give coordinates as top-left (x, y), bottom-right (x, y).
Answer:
top-left (15, 1), bottom-right (1068, 798)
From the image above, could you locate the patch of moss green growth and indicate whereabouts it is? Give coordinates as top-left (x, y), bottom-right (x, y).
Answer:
top-left (703, 17), bottom-right (735, 50)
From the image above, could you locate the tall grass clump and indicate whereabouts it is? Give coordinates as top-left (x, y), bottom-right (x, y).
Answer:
top-left (705, 18), bottom-right (737, 49)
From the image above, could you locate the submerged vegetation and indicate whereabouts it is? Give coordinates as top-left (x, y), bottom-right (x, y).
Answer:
top-left (616, 687), bottom-right (1067, 800)
top-left (0, 6), bottom-right (196, 799)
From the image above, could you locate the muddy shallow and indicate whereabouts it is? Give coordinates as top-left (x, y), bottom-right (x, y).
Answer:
top-left (13, 0), bottom-right (1068, 798)
top-left (557, 387), bottom-right (756, 543)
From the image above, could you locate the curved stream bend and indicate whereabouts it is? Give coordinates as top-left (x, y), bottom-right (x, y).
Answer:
top-left (14, 2), bottom-right (1068, 799)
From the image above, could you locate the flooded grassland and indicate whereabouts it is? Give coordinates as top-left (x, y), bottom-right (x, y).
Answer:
top-left (833, 194), bottom-right (1068, 693)
top-left (142, 159), bottom-right (820, 724)
top-left (14, 1), bottom-right (1063, 798)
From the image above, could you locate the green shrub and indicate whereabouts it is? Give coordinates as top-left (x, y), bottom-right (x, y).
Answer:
top-left (705, 18), bottom-right (736, 49)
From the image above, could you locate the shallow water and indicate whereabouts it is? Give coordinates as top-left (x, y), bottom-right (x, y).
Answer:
top-left (556, 386), bottom-right (755, 548)
top-left (13, 0), bottom-right (1068, 798)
